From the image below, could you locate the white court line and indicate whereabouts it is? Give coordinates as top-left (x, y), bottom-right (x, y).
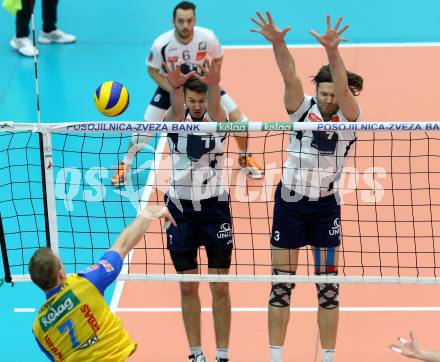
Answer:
top-left (223, 42), bottom-right (440, 49)
top-left (109, 135), bottom-right (167, 312)
top-left (14, 306), bottom-right (440, 313)
top-left (14, 308), bottom-right (36, 313)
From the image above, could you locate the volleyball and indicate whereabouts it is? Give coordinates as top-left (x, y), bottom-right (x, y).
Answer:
top-left (94, 81), bottom-right (129, 117)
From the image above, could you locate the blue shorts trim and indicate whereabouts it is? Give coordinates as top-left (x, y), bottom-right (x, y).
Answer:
top-left (271, 182), bottom-right (341, 249)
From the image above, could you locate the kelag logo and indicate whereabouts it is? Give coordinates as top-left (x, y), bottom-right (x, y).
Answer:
top-left (216, 122), bottom-right (248, 132)
top-left (262, 122), bottom-right (293, 131)
top-left (39, 290), bottom-right (80, 332)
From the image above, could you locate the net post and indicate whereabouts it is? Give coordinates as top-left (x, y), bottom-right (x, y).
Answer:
top-left (38, 130), bottom-right (59, 255)
top-left (0, 213), bottom-right (12, 284)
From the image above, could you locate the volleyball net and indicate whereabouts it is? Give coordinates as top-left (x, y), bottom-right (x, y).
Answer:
top-left (1, 120), bottom-right (440, 284)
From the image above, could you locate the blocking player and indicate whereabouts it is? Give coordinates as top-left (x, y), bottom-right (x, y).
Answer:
top-left (251, 12), bottom-right (363, 362)
top-left (30, 206), bottom-right (175, 361)
top-left (112, 1), bottom-right (264, 187)
top-left (160, 58), bottom-right (232, 362)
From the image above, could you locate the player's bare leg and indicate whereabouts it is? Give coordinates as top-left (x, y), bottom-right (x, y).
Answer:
top-left (180, 268), bottom-right (202, 349)
top-left (112, 103), bottom-right (165, 186)
top-left (268, 247), bottom-right (299, 361)
top-left (228, 108), bottom-right (264, 179)
top-left (209, 267), bottom-right (231, 361)
top-left (314, 246), bottom-right (340, 362)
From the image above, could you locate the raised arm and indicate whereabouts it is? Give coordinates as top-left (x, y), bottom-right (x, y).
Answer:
top-left (251, 11), bottom-right (304, 113)
top-left (111, 206), bottom-right (176, 260)
top-left (195, 59), bottom-right (226, 121)
top-left (162, 62), bottom-right (195, 121)
top-left (310, 16), bottom-right (360, 121)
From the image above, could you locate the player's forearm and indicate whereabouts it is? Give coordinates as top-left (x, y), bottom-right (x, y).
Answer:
top-left (170, 86), bottom-right (185, 116)
top-left (415, 349), bottom-right (440, 362)
top-left (272, 40), bottom-right (297, 83)
top-left (326, 48), bottom-right (351, 97)
top-left (148, 67), bottom-right (172, 93)
top-left (207, 83), bottom-right (222, 119)
top-left (112, 214), bottom-right (153, 259)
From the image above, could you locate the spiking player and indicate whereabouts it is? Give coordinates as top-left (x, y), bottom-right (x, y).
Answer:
top-left (160, 58), bottom-right (232, 362)
top-left (30, 206), bottom-right (175, 361)
top-left (112, 1), bottom-right (264, 187)
top-left (251, 12), bottom-right (363, 362)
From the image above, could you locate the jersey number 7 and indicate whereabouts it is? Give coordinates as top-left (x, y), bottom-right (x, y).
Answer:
top-left (58, 319), bottom-right (80, 349)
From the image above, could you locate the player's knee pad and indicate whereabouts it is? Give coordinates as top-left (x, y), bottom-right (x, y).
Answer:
top-left (269, 269), bottom-right (296, 308)
top-left (315, 272), bottom-right (339, 309)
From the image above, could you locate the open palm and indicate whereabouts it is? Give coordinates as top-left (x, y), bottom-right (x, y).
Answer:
top-left (250, 11), bottom-right (291, 44)
top-left (389, 332), bottom-right (421, 358)
top-left (310, 15), bottom-right (349, 50)
top-left (195, 59), bottom-right (221, 85)
top-left (162, 62), bottom-right (195, 88)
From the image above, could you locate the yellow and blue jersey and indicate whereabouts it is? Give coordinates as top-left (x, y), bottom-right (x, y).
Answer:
top-left (32, 251), bottom-right (136, 361)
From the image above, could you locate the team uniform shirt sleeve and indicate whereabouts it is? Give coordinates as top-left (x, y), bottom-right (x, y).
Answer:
top-left (207, 30), bottom-right (223, 59)
top-left (35, 335), bottom-right (54, 361)
top-left (78, 250), bottom-right (123, 295)
top-left (288, 95), bottom-right (314, 122)
top-left (146, 39), bottom-right (163, 69)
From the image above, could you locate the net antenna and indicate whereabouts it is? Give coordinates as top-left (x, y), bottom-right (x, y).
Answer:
top-left (30, 0), bottom-right (41, 125)
top-left (29, 3), bottom-right (59, 255)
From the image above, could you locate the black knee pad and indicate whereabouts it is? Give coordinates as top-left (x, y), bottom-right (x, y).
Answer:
top-left (170, 249), bottom-right (198, 272)
top-left (315, 272), bottom-right (339, 309)
top-left (269, 269), bottom-right (296, 308)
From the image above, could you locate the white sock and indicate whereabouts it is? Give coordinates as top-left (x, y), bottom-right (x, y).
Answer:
top-left (217, 347), bottom-right (228, 359)
top-left (190, 346), bottom-right (202, 356)
top-left (322, 349), bottom-right (335, 362)
top-left (269, 345), bottom-right (283, 362)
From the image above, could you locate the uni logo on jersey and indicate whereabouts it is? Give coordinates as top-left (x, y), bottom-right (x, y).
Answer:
top-left (329, 218), bottom-right (340, 236)
top-left (217, 223), bottom-right (232, 239)
top-left (39, 290), bottom-right (80, 332)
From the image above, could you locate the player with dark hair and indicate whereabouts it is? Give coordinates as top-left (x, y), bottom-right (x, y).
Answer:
top-left (30, 206), bottom-right (175, 361)
top-left (251, 12), bottom-right (363, 362)
top-left (160, 59), bottom-right (232, 362)
top-left (112, 0), bottom-right (264, 187)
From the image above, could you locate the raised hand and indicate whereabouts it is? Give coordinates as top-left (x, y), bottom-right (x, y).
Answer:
top-left (140, 205), bottom-right (177, 227)
top-left (250, 11), bottom-right (291, 44)
top-left (162, 61), bottom-right (195, 89)
top-left (389, 332), bottom-right (421, 358)
top-left (194, 59), bottom-right (221, 86)
top-left (310, 15), bottom-right (349, 50)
